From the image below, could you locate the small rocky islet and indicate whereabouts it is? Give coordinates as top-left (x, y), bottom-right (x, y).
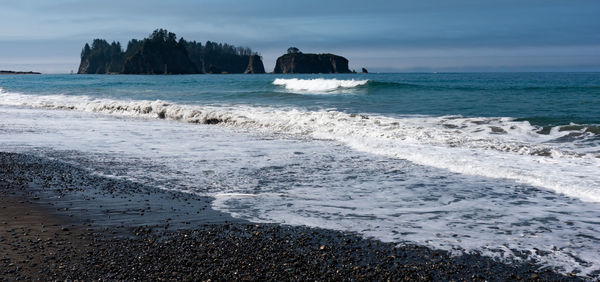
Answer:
top-left (273, 47), bottom-right (352, 74)
top-left (0, 70), bottom-right (41, 75)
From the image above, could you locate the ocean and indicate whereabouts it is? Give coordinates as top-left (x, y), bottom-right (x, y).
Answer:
top-left (1, 73), bottom-right (599, 276)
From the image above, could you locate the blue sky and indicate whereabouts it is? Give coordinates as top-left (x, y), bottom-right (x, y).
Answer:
top-left (1, 0), bottom-right (599, 73)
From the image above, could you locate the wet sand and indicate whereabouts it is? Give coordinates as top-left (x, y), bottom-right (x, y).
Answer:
top-left (0, 152), bottom-right (582, 280)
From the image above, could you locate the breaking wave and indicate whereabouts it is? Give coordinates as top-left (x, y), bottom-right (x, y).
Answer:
top-left (1, 91), bottom-right (599, 203)
top-left (272, 78), bottom-right (369, 93)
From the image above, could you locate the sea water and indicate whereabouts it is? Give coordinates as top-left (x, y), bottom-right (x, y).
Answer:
top-left (0, 73), bottom-right (599, 276)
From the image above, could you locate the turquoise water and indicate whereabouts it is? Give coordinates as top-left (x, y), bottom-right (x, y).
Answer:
top-left (2, 73), bottom-right (599, 125)
top-left (1, 73), bottom-right (600, 276)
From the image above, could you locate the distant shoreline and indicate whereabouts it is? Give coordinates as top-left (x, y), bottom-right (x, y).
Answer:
top-left (0, 70), bottom-right (41, 75)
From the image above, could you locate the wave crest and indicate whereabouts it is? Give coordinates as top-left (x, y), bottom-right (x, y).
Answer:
top-left (272, 78), bottom-right (368, 92)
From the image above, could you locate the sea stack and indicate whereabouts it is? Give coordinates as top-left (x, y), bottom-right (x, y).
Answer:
top-left (273, 48), bottom-right (351, 74)
top-left (122, 38), bottom-right (198, 74)
top-left (78, 29), bottom-right (265, 74)
top-left (244, 55), bottom-right (266, 74)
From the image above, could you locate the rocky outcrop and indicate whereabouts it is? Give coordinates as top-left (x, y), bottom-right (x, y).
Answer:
top-left (78, 29), bottom-right (265, 74)
top-left (203, 54), bottom-right (251, 74)
top-left (362, 68), bottom-right (368, 73)
top-left (0, 70), bottom-right (41, 75)
top-left (78, 40), bottom-right (124, 74)
top-left (122, 40), bottom-right (198, 74)
top-left (185, 41), bottom-right (263, 74)
top-left (244, 55), bottom-right (266, 74)
top-left (273, 53), bottom-right (351, 74)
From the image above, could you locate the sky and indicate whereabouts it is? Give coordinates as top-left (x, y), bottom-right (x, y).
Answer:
top-left (1, 0), bottom-right (599, 73)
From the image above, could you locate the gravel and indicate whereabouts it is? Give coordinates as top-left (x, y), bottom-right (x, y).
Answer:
top-left (0, 152), bottom-right (585, 281)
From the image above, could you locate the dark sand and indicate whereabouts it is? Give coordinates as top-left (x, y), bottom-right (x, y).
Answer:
top-left (0, 152), bottom-right (584, 280)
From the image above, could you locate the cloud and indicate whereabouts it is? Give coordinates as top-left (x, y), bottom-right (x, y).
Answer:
top-left (1, 0), bottom-right (599, 72)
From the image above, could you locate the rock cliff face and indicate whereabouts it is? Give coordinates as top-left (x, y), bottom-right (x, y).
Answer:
top-left (244, 55), bottom-right (266, 74)
top-left (77, 40), bottom-right (124, 74)
top-left (122, 41), bottom-right (198, 74)
top-left (273, 53), bottom-right (351, 74)
top-left (202, 54), bottom-right (251, 74)
top-left (78, 29), bottom-right (265, 74)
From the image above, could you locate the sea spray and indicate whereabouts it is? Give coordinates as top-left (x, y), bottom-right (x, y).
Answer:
top-left (272, 78), bottom-right (369, 92)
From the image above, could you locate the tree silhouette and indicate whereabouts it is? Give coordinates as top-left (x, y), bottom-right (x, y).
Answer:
top-left (79, 28), bottom-right (263, 74)
top-left (287, 47), bottom-right (301, 54)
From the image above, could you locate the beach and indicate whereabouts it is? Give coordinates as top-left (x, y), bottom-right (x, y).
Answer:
top-left (0, 152), bottom-right (579, 280)
top-left (3, 0), bottom-right (600, 279)
top-left (1, 73), bottom-right (599, 279)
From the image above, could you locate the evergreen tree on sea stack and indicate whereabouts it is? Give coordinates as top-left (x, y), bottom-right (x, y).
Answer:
top-left (287, 47), bottom-right (302, 54)
top-left (77, 28), bottom-right (265, 74)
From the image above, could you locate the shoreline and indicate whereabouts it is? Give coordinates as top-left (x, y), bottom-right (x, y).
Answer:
top-left (0, 71), bottom-right (41, 75)
top-left (0, 152), bottom-right (583, 280)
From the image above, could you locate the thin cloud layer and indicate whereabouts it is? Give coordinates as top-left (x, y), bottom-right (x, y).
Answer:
top-left (1, 0), bottom-right (599, 73)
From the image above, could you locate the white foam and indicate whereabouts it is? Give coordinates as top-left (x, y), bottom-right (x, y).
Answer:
top-left (1, 91), bottom-right (599, 203)
top-left (272, 78), bottom-right (368, 93)
top-left (2, 97), bottom-right (600, 276)
top-left (214, 193), bottom-right (259, 198)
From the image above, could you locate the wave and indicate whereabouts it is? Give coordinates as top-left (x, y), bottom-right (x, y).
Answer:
top-left (272, 78), bottom-right (369, 93)
top-left (1, 91), bottom-right (599, 203)
top-left (316, 80), bottom-right (600, 93)
top-left (515, 116), bottom-right (600, 127)
top-left (271, 79), bottom-right (426, 93)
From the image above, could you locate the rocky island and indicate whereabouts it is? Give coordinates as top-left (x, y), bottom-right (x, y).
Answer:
top-left (273, 47), bottom-right (351, 74)
top-left (0, 70), bottom-right (41, 75)
top-left (78, 29), bottom-right (265, 74)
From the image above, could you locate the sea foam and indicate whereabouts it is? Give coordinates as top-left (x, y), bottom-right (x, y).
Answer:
top-left (272, 78), bottom-right (368, 92)
top-left (1, 91), bottom-right (599, 203)
top-left (2, 91), bottom-right (600, 276)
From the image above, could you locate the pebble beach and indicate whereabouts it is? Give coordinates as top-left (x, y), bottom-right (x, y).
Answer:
top-left (0, 152), bottom-right (580, 280)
